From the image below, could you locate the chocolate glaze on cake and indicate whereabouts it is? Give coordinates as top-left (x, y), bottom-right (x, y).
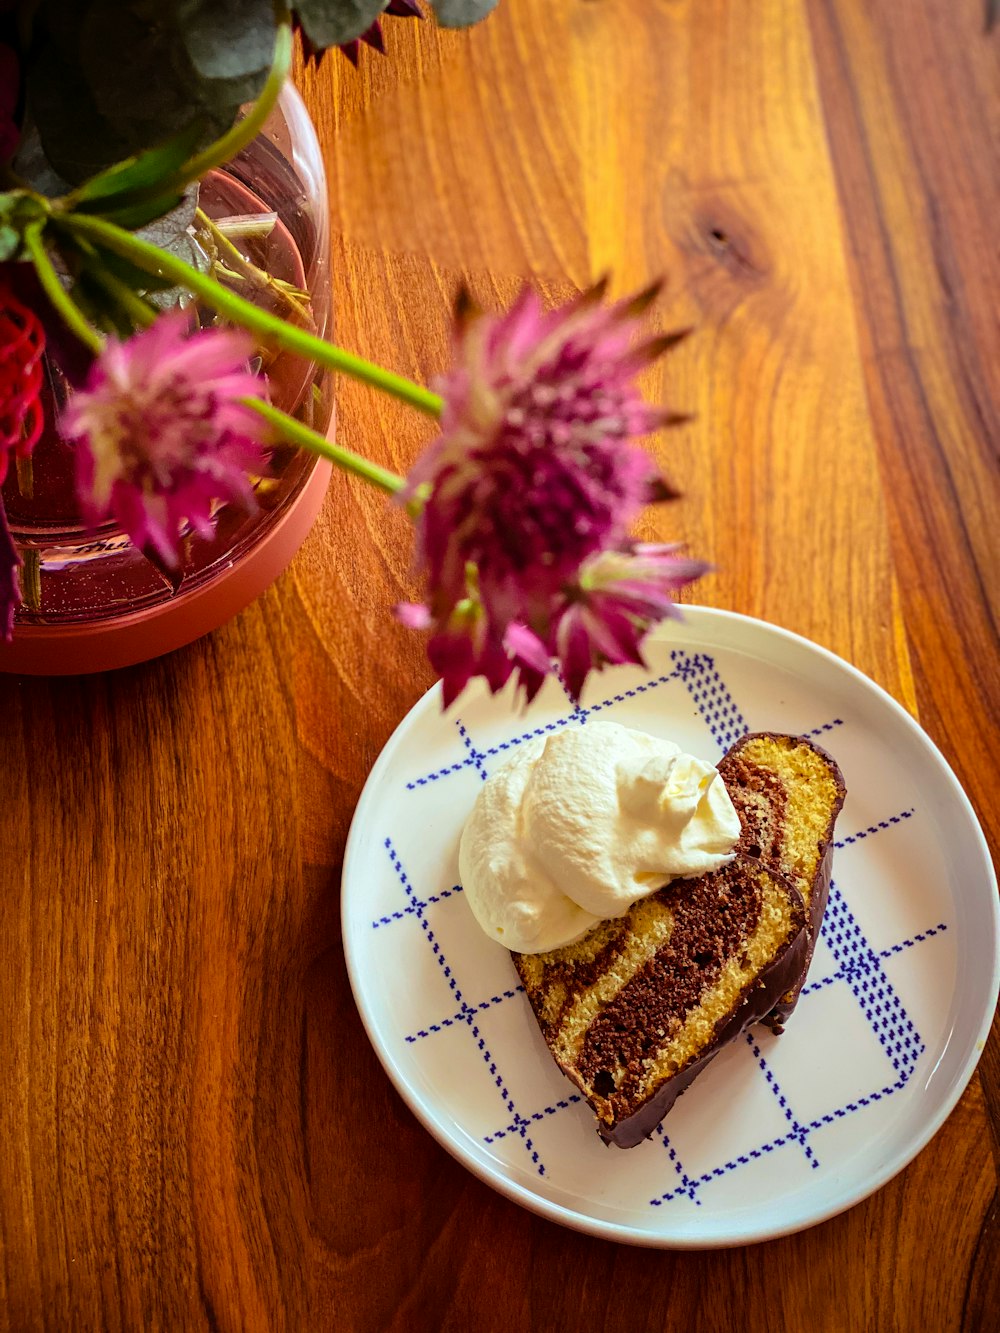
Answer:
top-left (600, 911), bottom-right (809, 1148)
top-left (717, 732), bottom-right (846, 1029)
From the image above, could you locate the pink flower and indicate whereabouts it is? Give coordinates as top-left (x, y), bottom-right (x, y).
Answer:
top-left (405, 284), bottom-right (681, 630)
top-left (398, 592), bottom-right (551, 709)
top-left (60, 315), bottom-right (270, 566)
top-left (399, 283), bottom-right (700, 703)
top-left (551, 545), bottom-right (710, 700)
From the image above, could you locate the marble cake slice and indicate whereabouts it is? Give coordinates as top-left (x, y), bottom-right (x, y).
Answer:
top-left (512, 856), bottom-right (808, 1148)
top-left (717, 732), bottom-right (846, 1029)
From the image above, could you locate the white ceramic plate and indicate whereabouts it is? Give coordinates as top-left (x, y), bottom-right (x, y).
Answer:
top-left (342, 607), bottom-right (998, 1247)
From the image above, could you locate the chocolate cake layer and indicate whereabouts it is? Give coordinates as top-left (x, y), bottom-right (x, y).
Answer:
top-left (573, 866), bottom-right (765, 1107)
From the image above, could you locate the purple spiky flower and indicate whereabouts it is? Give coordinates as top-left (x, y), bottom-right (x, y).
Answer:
top-left (398, 282), bottom-right (701, 703)
top-left (398, 576), bottom-right (563, 709)
top-left (551, 544), bottom-right (710, 700)
top-left (60, 314), bottom-right (270, 567)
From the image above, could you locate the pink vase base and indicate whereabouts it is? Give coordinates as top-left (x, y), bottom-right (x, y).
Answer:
top-left (0, 457), bottom-right (332, 676)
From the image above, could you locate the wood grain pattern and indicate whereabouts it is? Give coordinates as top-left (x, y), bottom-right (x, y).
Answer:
top-left (0, 2), bottom-right (996, 1328)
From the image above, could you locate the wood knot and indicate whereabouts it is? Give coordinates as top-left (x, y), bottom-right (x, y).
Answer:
top-left (697, 214), bottom-right (767, 281)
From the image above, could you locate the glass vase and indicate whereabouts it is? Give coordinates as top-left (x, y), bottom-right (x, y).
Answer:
top-left (0, 83), bottom-right (332, 675)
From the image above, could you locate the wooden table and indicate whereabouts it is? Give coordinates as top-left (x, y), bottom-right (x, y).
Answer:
top-left (2, 2), bottom-right (997, 1327)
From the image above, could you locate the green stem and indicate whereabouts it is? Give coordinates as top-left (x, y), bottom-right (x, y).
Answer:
top-left (69, 234), bottom-right (159, 328)
top-left (15, 454), bottom-right (33, 499)
top-left (164, 19), bottom-right (293, 195)
top-left (20, 548), bottom-right (41, 612)
top-left (59, 212), bottom-right (445, 418)
top-left (92, 266), bottom-right (158, 328)
top-left (244, 398), bottom-right (405, 495)
top-left (23, 222), bottom-right (105, 355)
top-left (194, 206), bottom-right (311, 319)
top-left (213, 215), bottom-right (278, 239)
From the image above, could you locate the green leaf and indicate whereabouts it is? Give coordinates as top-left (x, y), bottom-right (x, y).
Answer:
top-left (95, 193), bottom-right (187, 231)
top-left (0, 225), bottom-right (20, 262)
top-left (75, 249), bottom-right (162, 329)
top-left (11, 120), bottom-right (75, 197)
top-left (137, 187), bottom-right (200, 250)
top-left (57, 187), bottom-right (211, 314)
top-left (176, 0), bottom-right (276, 83)
top-left (25, 33), bottom-right (135, 183)
top-left (429, 0), bottom-right (499, 26)
top-left (82, 244), bottom-right (178, 294)
top-left (293, 1), bottom-right (388, 49)
top-left (172, 0), bottom-right (275, 114)
top-left (0, 191), bottom-right (49, 259)
top-left (71, 271), bottom-right (136, 338)
top-left (136, 188), bottom-right (212, 309)
top-left (74, 122), bottom-right (205, 209)
top-left (77, 2), bottom-right (253, 143)
top-left (25, 0), bottom-right (271, 184)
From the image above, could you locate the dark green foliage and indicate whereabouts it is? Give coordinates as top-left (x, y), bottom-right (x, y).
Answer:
top-left (429, 0), bottom-right (500, 26)
top-left (293, 1), bottom-right (388, 49)
top-left (12, 0), bottom-right (503, 190)
top-left (73, 123), bottom-right (205, 209)
top-left (293, 0), bottom-right (501, 51)
top-left (22, 0), bottom-right (275, 184)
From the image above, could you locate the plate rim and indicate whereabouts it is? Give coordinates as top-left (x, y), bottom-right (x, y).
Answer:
top-left (342, 605), bottom-right (999, 1248)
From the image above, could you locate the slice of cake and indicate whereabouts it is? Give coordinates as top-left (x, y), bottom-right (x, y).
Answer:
top-left (509, 731), bottom-right (846, 1146)
top-left (717, 733), bottom-right (846, 1029)
top-left (513, 855), bottom-right (808, 1148)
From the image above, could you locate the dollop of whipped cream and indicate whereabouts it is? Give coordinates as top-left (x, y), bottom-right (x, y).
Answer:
top-left (458, 721), bottom-right (741, 954)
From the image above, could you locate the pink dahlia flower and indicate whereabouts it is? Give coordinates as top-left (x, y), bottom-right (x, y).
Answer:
top-left (61, 315), bottom-right (269, 566)
top-left (400, 283), bottom-right (699, 703)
